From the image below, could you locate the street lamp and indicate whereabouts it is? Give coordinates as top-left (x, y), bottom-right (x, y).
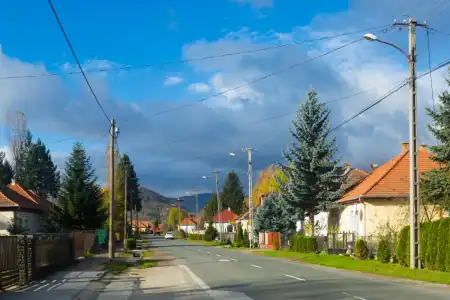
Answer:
top-left (364, 22), bottom-right (421, 269)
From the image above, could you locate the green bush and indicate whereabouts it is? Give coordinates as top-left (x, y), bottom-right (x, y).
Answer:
top-left (290, 235), bottom-right (318, 253)
top-left (396, 225), bottom-right (410, 267)
top-left (243, 230), bottom-right (249, 247)
top-left (188, 234), bottom-right (203, 240)
top-left (236, 223), bottom-right (243, 244)
top-left (436, 218), bottom-right (450, 271)
top-left (204, 221), bottom-right (218, 241)
top-left (426, 221), bottom-right (440, 270)
top-left (176, 229), bottom-right (186, 239)
top-left (125, 238), bottom-right (136, 250)
top-left (446, 223), bottom-right (450, 272)
top-left (377, 238), bottom-right (391, 263)
top-left (354, 239), bottom-right (369, 260)
top-left (419, 222), bottom-right (431, 267)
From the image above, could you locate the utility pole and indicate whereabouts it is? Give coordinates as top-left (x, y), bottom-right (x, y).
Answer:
top-left (392, 18), bottom-right (426, 269)
top-left (243, 148), bottom-right (254, 248)
top-left (213, 171), bottom-right (222, 241)
top-left (108, 119), bottom-right (116, 260)
top-left (123, 169), bottom-right (128, 250)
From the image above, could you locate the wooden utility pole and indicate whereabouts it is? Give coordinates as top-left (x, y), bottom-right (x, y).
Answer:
top-left (123, 169), bottom-right (128, 249)
top-left (108, 119), bottom-right (116, 260)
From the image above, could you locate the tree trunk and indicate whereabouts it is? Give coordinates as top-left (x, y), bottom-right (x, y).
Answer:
top-left (310, 212), bottom-right (315, 237)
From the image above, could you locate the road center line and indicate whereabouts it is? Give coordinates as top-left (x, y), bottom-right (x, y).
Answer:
top-left (206, 252), bottom-right (211, 255)
top-left (282, 274), bottom-right (306, 281)
top-left (216, 254), bottom-right (221, 257)
top-left (229, 258), bottom-right (238, 261)
top-left (34, 283), bottom-right (50, 291)
top-left (251, 264), bottom-right (262, 269)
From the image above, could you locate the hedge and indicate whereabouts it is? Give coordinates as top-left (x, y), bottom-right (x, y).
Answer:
top-left (290, 234), bottom-right (318, 253)
top-left (436, 218), bottom-right (450, 271)
top-left (188, 234), bottom-right (203, 240)
top-left (396, 225), bottom-right (410, 267)
top-left (426, 221), bottom-right (440, 270)
top-left (397, 218), bottom-right (450, 271)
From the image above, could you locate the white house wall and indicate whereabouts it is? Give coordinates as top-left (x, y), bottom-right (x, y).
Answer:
top-left (339, 203), bottom-right (365, 236)
top-left (298, 211), bottom-right (330, 236)
top-left (180, 225), bottom-right (197, 234)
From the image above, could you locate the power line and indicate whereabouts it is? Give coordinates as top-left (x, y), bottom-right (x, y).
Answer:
top-left (0, 25), bottom-right (389, 81)
top-left (47, 0), bottom-right (111, 124)
top-left (149, 36), bottom-right (377, 119)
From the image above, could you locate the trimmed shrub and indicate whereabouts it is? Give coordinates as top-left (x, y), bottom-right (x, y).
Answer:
top-left (377, 238), bottom-right (391, 263)
top-left (436, 218), bottom-right (450, 271)
top-left (243, 230), bottom-right (250, 247)
top-left (204, 221), bottom-right (218, 241)
top-left (426, 221), bottom-right (440, 270)
top-left (188, 234), bottom-right (203, 240)
top-left (125, 238), bottom-right (136, 250)
top-left (419, 222), bottom-right (431, 267)
top-left (236, 223), bottom-right (244, 244)
top-left (354, 239), bottom-right (369, 260)
top-left (396, 225), bottom-right (410, 266)
top-left (290, 235), bottom-right (318, 253)
top-left (446, 224), bottom-right (450, 272)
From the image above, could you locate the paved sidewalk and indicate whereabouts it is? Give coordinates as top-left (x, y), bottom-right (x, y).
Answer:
top-left (1, 253), bottom-right (109, 300)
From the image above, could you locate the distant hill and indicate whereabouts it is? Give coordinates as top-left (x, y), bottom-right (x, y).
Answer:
top-left (138, 186), bottom-right (173, 220)
top-left (170, 193), bottom-right (213, 213)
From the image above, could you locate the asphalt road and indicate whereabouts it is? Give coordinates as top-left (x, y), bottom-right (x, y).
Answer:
top-left (145, 237), bottom-right (450, 300)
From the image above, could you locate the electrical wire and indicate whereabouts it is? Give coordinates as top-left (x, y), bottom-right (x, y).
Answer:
top-left (149, 36), bottom-right (373, 119)
top-left (0, 25), bottom-right (390, 81)
top-left (47, 0), bottom-right (111, 124)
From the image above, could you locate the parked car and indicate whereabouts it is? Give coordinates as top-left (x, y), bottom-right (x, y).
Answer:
top-left (164, 232), bottom-right (174, 240)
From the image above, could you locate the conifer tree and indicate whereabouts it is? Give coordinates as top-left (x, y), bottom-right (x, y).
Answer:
top-left (281, 89), bottom-right (346, 236)
top-left (220, 171), bottom-right (245, 214)
top-left (58, 142), bottom-right (106, 230)
top-left (253, 193), bottom-right (296, 236)
top-left (0, 151), bottom-right (13, 188)
top-left (14, 131), bottom-right (59, 197)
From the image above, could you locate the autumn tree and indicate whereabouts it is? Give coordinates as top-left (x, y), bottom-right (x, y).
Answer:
top-left (281, 89), bottom-right (346, 236)
top-left (220, 171), bottom-right (245, 214)
top-left (166, 207), bottom-right (188, 228)
top-left (252, 165), bottom-right (287, 207)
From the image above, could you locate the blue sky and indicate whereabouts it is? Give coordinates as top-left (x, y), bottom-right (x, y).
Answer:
top-left (1, 0), bottom-right (450, 197)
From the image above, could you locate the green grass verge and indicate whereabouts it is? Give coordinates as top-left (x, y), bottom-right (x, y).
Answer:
top-left (141, 251), bottom-right (152, 258)
top-left (257, 250), bottom-right (450, 285)
top-left (102, 261), bottom-right (135, 275)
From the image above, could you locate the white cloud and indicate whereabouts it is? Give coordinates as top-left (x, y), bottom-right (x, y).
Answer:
top-left (188, 82), bottom-right (211, 93)
top-left (0, 146), bottom-right (12, 164)
top-left (164, 76), bottom-right (184, 86)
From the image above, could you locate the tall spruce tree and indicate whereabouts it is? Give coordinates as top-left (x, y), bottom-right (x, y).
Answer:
top-left (220, 171), bottom-right (245, 214)
top-left (281, 89), bottom-right (346, 236)
top-left (0, 151), bottom-right (13, 188)
top-left (58, 142), bottom-right (106, 230)
top-left (14, 131), bottom-right (59, 198)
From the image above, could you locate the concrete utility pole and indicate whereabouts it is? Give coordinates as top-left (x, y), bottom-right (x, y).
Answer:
top-left (123, 169), bottom-right (128, 250)
top-left (108, 118), bottom-right (117, 260)
top-left (365, 18), bottom-right (427, 269)
top-left (213, 171), bottom-right (223, 241)
top-left (243, 148), bottom-right (254, 248)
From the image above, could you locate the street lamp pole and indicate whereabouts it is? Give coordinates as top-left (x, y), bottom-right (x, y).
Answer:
top-left (364, 18), bottom-right (427, 269)
top-left (202, 172), bottom-right (223, 241)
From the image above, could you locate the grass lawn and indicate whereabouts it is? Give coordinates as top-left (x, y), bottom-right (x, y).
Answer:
top-left (257, 250), bottom-right (450, 285)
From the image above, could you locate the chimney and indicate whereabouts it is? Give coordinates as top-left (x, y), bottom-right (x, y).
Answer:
top-left (344, 162), bottom-right (351, 173)
top-left (420, 144), bottom-right (427, 151)
top-left (371, 164), bottom-right (379, 171)
top-left (401, 142), bottom-right (409, 152)
top-left (11, 178), bottom-right (15, 185)
top-left (228, 207), bottom-right (231, 211)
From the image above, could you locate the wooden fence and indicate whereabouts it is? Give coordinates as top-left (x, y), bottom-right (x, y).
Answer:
top-left (0, 231), bottom-right (97, 291)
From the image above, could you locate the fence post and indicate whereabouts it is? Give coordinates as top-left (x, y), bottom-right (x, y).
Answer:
top-left (17, 235), bottom-right (28, 286)
top-left (27, 236), bottom-right (34, 282)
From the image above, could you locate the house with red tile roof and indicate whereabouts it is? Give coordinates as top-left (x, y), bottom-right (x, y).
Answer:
top-left (131, 219), bottom-right (163, 233)
top-left (179, 217), bottom-right (199, 233)
top-left (0, 180), bottom-right (54, 235)
top-left (208, 207), bottom-right (238, 233)
top-left (334, 142), bottom-right (447, 236)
